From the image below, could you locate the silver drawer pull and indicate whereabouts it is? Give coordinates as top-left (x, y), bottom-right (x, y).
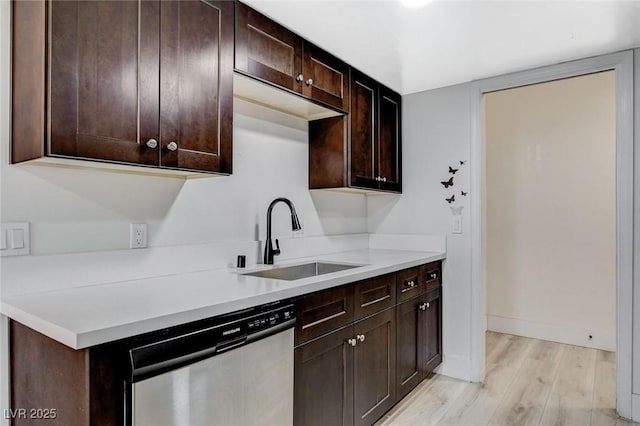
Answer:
top-left (357, 334), bottom-right (365, 342)
top-left (167, 141), bottom-right (178, 151)
top-left (347, 338), bottom-right (357, 347)
top-left (146, 139), bottom-right (158, 149)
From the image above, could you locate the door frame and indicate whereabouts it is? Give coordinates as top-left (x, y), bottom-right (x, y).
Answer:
top-left (468, 50), bottom-right (634, 419)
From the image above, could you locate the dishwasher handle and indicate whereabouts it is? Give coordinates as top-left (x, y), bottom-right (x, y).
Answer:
top-left (215, 334), bottom-right (248, 354)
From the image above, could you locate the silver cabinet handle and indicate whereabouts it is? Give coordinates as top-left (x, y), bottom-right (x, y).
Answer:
top-left (419, 303), bottom-right (427, 311)
top-left (382, 177), bottom-right (387, 182)
top-left (347, 338), bottom-right (357, 347)
top-left (305, 78), bottom-right (313, 86)
top-left (357, 334), bottom-right (365, 343)
top-left (407, 280), bottom-right (415, 288)
top-left (431, 273), bottom-right (437, 280)
top-left (146, 139), bottom-right (158, 149)
top-left (166, 141), bottom-right (178, 151)
top-left (426, 302), bottom-right (430, 308)
top-left (296, 74), bottom-right (304, 82)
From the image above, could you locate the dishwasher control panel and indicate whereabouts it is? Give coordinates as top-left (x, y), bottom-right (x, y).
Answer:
top-left (247, 306), bottom-right (295, 333)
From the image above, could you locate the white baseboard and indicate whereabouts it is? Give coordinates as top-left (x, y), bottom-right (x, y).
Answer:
top-left (632, 393), bottom-right (640, 423)
top-left (435, 354), bottom-right (473, 382)
top-left (487, 315), bottom-right (615, 352)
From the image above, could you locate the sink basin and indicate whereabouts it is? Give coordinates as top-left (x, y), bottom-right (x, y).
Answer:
top-left (243, 262), bottom-right (362, 281)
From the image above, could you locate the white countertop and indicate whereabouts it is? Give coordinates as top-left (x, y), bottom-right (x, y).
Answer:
top-left (1, 249), bottom-right (445, 349)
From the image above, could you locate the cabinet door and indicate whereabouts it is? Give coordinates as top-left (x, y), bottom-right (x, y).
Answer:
top-left (294, 325), bottom-right (354, 426)
top-left (349, 70), bottom-right (378, 189)
top-left (159, 0), bottom-right (233, 173)
top-left (235, 2), bottom-right (302, 92)
top-left (378, 86), bottom-right (402, 192)
top-left (302, 43), bottom-right (349, 111)
top-left (421, 288), bottom-right (443, 374)
top-left (353, 308), bottom-right (396, 426)
top-left (49, 1), bottom-right (159, 165)
top-left (396, 297), bottom-right (423, 401)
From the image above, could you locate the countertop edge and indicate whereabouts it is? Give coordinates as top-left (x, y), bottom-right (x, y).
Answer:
top-left (3, 250), bottom-right (446, 349)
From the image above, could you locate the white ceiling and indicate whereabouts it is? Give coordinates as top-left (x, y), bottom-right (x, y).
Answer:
top-left (243, 0), bottom-right (640, 95)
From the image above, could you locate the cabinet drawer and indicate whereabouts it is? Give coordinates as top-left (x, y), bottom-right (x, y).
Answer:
top-left (295, 284), bottom-right (354, 345)
top-left (422, 262), bottom-right (441, 291)
top-left (396, 267), bottom-right (422, 303)
top-left (354, 274), bottom-right (396, 320)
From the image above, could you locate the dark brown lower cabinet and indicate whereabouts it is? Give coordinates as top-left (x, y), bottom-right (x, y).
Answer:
top-left (396, 296), bottom-right (423, 401)
top-left (294, 325), bottom-right (354, 426)
top-left (422, 288), bottom-right (443, 374)
top-left (353, 308), bottom-right (396, 426)
top-left (395, 287), bottom-right (443, 401)
top-left (294, 308), bottom-right (396, 426)
top-left (294, 262), bottom-right (442, 426)
top-left (10, 321), bottom-right (124, 426)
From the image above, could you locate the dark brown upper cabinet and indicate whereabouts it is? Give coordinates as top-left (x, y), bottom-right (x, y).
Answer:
top-left (12, 0), bottom-right (233, 176)
top-left (235, 2), bottom-right (349, 113)
top-left (309, 69), bottom-right (402, 193)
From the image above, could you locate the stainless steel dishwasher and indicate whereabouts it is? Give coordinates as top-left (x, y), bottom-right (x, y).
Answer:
top-left (127, 303), bottom-right (295, 426)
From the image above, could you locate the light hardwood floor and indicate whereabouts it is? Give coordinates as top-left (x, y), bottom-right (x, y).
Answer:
top-left (376, 332), bottom-right (637, 426)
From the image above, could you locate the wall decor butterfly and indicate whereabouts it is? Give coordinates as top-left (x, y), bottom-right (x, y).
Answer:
top-left (449, 166), bottom-right (458, 175)
top-left (460, 160), bottom-right (466, 165)
top-left (461, 191), bottom-right (468, 196)
top-left (445, 195), bottom-right (455, 204)
top-left (450, 206), bottom-right (464, 215)
top-left (441, 177), bottom-right (454, 188)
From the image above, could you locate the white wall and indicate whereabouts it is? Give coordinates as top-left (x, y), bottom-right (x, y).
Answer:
top-left (368, 83), bottom-right (473, 380)
top-left (484, 72), bottom-right (616, 351)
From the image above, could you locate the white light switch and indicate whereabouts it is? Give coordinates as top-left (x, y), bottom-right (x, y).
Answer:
top-left (0, 222), bottom-right (30, 256)
top-left (11, 229), bottom-right (25, 249)
top-left (452, 216), bottom-right (462, 234)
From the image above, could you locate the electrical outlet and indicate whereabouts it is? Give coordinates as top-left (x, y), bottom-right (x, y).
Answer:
top-left (130, 223), bottom-right (147, 249)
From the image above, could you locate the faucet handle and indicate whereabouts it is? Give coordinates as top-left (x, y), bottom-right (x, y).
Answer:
top-left (274, 238), bottom-right (281, 256)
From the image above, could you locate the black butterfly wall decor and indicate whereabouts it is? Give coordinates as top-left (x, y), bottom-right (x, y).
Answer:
top-left (445, 195), bottom-right (455, 204)
top-left (461, 191), bottom-right (468, 196)
top-left (449, 166), bottom-right (458, 175)
top-left (460, 160), bottom-right (466, 165)
top-left (441, 177), bottom-right (454, 188)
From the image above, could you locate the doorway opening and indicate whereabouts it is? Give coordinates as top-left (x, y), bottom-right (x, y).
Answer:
top-left (483, 71), bottom-right (618, 423)
top-left (469, 51), bottom-right (634, 420)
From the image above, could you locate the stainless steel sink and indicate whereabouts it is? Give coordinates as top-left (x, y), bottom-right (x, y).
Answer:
top-left (243, 262), bottom-right (362, 281)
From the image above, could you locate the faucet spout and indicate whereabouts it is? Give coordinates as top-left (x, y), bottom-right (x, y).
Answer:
top-left (264, 198), bottom-right (301, 265)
